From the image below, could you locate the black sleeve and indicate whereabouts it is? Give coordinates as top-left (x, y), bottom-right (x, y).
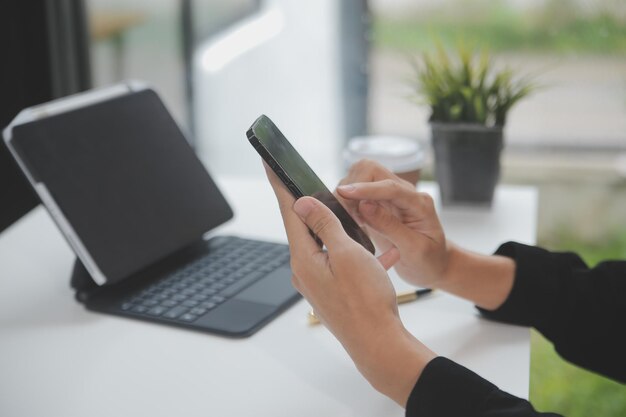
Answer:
top-left (478, 242), bottom-right (626, 383)
top-left (406, 357), bottom-right (561, 417)
top-left (406, 243), bottom-right (626, 417)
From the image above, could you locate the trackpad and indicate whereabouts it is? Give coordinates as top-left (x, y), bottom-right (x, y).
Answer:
top-left (235, 266), bottom-right (298, 306)
top-left (196, 299), bottom-right (276, 334)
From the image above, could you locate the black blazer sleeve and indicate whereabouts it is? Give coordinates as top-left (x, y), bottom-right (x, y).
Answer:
top-left (406, 357), bottom-right (561, 417)
top-left (406, 242), bottom-right (626, 417)
top-left (479, 242), bottom-right (626, 383)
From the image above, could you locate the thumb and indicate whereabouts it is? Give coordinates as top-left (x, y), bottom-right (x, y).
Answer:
top-left (293, 197), bottom-right (353, 252)
top-left (358, 200), bottom-right (412, 249)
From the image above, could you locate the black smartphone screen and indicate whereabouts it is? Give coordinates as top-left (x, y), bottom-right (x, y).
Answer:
top-left (247, 115), bottom-right (375, 254)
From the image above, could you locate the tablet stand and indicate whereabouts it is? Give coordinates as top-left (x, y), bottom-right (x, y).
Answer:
top-left (70, 258), bottom-right (99, 302)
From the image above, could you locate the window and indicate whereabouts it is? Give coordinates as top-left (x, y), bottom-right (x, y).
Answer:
top-left (369, 0), bottom-right (626, 152)
top-left (86, 0), bottom-right (260, 134)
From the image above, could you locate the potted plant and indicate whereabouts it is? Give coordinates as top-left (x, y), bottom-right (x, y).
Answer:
top-left (410, 44), bottom-right (537, 206)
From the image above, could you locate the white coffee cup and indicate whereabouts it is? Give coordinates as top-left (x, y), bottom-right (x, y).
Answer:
top-left (344, 136), bottom-right (425, 186)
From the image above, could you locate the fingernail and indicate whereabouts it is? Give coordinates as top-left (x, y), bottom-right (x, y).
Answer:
top-left (360, 201), bottom-right (377, 215)
top-left (293, 198), bottom-right (316, 218)
top-left (338, 184), bottom-right (356, 192)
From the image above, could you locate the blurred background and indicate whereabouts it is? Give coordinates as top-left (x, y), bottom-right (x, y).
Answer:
top-left (5, 0), bottom-right (626, 414)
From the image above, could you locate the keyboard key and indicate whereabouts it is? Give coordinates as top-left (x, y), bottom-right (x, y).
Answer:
top-left (210, 295), bottom-right (226, 304)
top-left (181, 299), bottom-right (199, 308)
top-left (172, 294), bottom-right (188, 302)
top-left (164, 305), bottom-right (189, 319)
top-left (189, 307), bottom-right (207, 316)
top-left (161, 299), bottom-right (178, 308)
top-left (212, 271), bottom-right (227, 279)
top-left (179, 313), bottom-right (198, 322)
top-left (147, 306), bottom-right (167, 316)
top-left (199, 301), bottom-right (216, 310)
top-left (220, 271), bottom-right (264, 297)
top-left (142, 299), bottom-right (159, 307)
top-left (120, 302), bottom-right (134, 311)
top-left (132, 305), bottom-right (148, 313)
top-left (267, 260), bottom-right (284, 269)
top-left (191, 293), bottom-right (208, 301)
top-left (231, 271), bottom-right (247, 279)
top-left (180, 278), bottom-right (196, 286)
top-left (190, 283), bottom-right (206, 291)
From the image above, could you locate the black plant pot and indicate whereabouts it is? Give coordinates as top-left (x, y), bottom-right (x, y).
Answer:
top-left (431, 123), bottom-right (503, 206)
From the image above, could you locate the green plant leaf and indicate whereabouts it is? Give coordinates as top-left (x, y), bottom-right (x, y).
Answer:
top-left (410, 43), bottom-right (540, 127)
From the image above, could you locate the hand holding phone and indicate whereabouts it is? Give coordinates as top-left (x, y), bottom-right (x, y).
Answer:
top-left (247, 115), bottom-right (375, 254)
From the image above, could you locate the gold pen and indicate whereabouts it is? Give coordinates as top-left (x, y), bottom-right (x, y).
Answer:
top-left (307, 288), bottom-right (434, 325)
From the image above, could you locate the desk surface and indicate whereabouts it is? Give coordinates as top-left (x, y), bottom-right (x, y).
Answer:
top-left (0, 178), bottom-right (537, 417)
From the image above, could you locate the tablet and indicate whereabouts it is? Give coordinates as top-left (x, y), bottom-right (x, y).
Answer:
top-left (3, 83), bottom-right (233, 285)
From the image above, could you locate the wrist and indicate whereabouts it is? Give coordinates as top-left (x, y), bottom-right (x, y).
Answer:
top-left (350, 319), bottom-right (436, 407)
top-left (436, 241), bottom-right (461, 288)
top-left (432, 244), bottom-right (516, 309)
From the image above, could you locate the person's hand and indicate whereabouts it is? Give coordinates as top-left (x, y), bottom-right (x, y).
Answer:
top-left (337, 160), bottom-right (517, 310)
top-left (264, 163), bottom-right (435, 406)
top-left (336, 159), bottom-right (449, 289)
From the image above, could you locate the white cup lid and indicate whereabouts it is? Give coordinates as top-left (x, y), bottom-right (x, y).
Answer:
top-left (344, 136), bottom-right (424, 173)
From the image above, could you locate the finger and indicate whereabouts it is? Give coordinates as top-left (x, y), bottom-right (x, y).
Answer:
top-left (263, 163), bottom-right (321, 257)
top-left (366, 224), bottom-right (395, 252)
top-left (264, 162), bottom-right (298, 214)
top-left (290, 274), bottom-right (303, 294)
top-left (335, 160), bottom-right (395, 219)
top-left (343, 159), bottom-right (396, 184)
top-left (292, 196), bottom-right (354, 252)
top-left (332, 188), bottom-right (358, 214)
top-left (377, 246), bottom-right (400, 270)
top-left (358, 200), bottom-right (414, 249)
top-left (332, 191), bottom-right (366, 227)
top-left (337, 180), bottom-right (418, 210)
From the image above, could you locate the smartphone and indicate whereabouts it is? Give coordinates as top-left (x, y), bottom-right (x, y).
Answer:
top-left (247, 115), bottom-right (375, 254)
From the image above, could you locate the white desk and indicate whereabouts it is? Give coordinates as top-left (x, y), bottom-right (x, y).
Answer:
top-left (0, 178), bottom-right (537, 417)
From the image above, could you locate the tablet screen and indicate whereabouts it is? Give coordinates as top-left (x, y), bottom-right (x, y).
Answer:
top-left (10, 89), bottom-right (233, 284)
